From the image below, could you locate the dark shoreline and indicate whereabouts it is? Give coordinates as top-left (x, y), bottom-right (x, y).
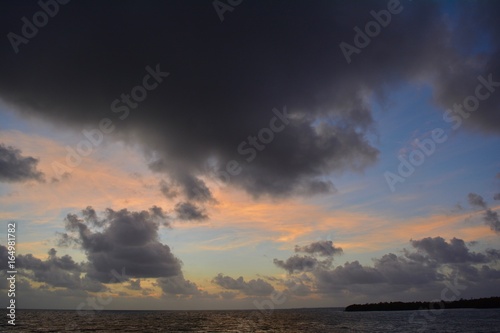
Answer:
top-left (345, 296), bottom-right (500, 312)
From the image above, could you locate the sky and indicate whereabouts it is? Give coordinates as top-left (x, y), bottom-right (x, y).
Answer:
top-left (0, 0), bottom-right (499, 311)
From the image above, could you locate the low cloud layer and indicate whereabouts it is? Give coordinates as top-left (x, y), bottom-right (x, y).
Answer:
top-left (0, 245), bottom-right (105, 292)
top-left (212, 274), bottom-right (274, 296)
top-left (273, 237), bottom-right (500, 298)
top-left (156, 273), bottom-right (204, 297)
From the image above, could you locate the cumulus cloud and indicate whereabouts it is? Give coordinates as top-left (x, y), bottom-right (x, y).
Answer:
top-left (315, 260), bottom-right (385, 287)
top-left (409, 237), bottom-right (491, 264)
top-left (273, 255), bottom-right (320, 274)
top-left (212, 274), bottom-right (274, 296)
top-left (274, 240), bottom-right (342, 274)
top-left (274, 237), bottom-right (500, 297)
top-left (484, 209), bottom-right (500, 233)
top-left (468, 193), bottom-right (487, 209)
top-left (0, 245), bottom-right (105, 292)
top-left (58, 206), bottom-right (182, 282)
top-left (174, 202), bottom-right (208, 221)
top-left (466, 193), bottom-right (500, 233)
top-left (159, 179), bottom-right (178, 199)
top-left (156, 273), bottom-right (203, 296)
top-left (0, 144), bottom-right (44, 183)
top-left (294, 240), bottom-right (343, 257)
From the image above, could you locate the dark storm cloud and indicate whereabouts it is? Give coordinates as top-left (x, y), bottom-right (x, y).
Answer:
top-left (294, 240), bottom-right (343, 257)
top-left (212, 274), bottom-right (274, 296)
top-left (0, 0), bottom-right (436, 198)
top-left (0, 144), bottom-right (44, 183)
top-left (466, 193), bottom-right (500, 233)
top-left (1, 1), bottom-right (500, 198)
top-left (427, 2), bottom-right (500, 135)
top-left (59, 206), bottom-right (182, 282)
top-left (174, 201), bottom-right (208, 221)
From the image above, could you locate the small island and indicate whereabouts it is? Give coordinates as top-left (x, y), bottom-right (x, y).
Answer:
top-left (345, 297), bottom-right (500, 312)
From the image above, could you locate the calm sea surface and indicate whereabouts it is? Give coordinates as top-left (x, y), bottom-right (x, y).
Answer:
top-left (2, 308), bottom-right (500, 332)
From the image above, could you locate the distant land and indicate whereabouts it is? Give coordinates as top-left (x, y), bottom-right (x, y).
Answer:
top-left (345, 297), bottom-right (500, 312)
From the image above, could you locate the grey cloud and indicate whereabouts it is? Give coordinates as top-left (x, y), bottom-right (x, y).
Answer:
top-left (493, 193), bottom-right (500, 200)
top-left (374, 253), bottom-right (443, 285)
top-left (466, 193), bottom-right (500, 233)
top-left (156, 274), bottom-right (202, 296)
top-left (284, 280), bottom-right (311, 297)
top-left (2, 0), bottom-right (499, 202)
top-left (157, 173), bottom-right (215, 204)
top-left (212, 274), bottom-right (274, 296)
top-left (0, 144), bottom-right (44, 183)
top-left (484, 209), bottom-right (500, 233)
top-left (295, 240), bottom-right (343, 257)
top-left (159, 179), bottom-right (178, 199)
top-left (0, 1), bottom-right (404, 199)
top-left (127, 279), bottom-right (142, 290)
top-left (273, 255), bottom-right (320, 274)
top-left (315, 261), bottom-right (384, 287)
top-left (481, 265), bottom-right (500, 279)
top-left (427, 3), bottom-right (500, 135)
top-left (59, 206), bottom-right (181, 282)
top-left (174, 202), bottom-right (208, 221)
top-left (219, 291), bottom-right (238, 299)
top-left (275, 237), bottom-right (500, 296)
top-left (2, 246), bottom-right (106, 292)
top-left (176, 173), bottom-right (215, 203)
top-left (468, 193), bottom-right (487, 209)
top-left (409, 237), bottom-right (490, 264)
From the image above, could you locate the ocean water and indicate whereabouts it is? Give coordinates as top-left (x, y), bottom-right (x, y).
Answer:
top-left (2, 308), bottom-right (500, 332)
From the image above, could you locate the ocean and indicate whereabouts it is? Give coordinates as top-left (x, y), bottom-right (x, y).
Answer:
top-left (2, 308), bottom-right (500, 332)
